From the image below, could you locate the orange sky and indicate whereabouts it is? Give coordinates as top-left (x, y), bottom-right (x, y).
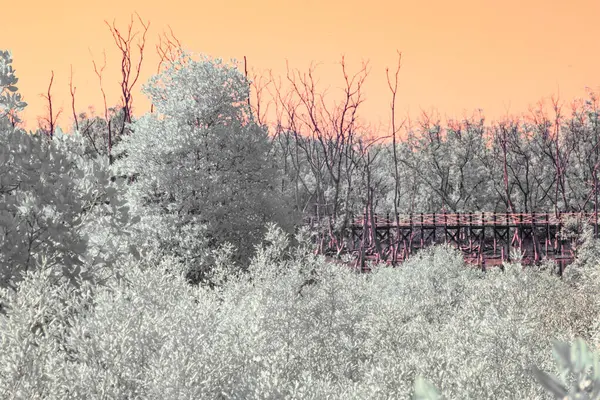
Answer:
top-left (3, 0), bottom-right (599, 133)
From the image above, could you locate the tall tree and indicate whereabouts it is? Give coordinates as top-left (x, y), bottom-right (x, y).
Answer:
top-left (112, 51), bottom-right (295, 283)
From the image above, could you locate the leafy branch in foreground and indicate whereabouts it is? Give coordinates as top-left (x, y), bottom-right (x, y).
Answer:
top-left (417, 338), bottom-right (600, 400)
top-left (531, 338), bottom-right (600, 399)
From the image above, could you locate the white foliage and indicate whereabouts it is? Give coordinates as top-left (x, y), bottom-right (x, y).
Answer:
top-left (0, 122), bottom-right (137, 291)
top-left (112, 51), bottom-right (292, 273)
top-left (0, 50), bottom-right (27, 130)
top-left (2, 241), bottom-right (598, 399)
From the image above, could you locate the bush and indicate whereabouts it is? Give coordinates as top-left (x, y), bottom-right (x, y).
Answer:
top-left (0, 49), bottom-right (138, 293)
top-left (0, 127), bottom-right (137, 291)
top-left (3, 235), bottom-right (599, 399)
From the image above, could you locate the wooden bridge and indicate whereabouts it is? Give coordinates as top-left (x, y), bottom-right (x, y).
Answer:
top-left (308, 212), bottom-right (600, 275)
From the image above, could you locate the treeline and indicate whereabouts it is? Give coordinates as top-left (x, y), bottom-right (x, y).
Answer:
top-left (235, 53), bottom-right (600, 259)
top-left (267, 62), bottom-right (600, 218)
top-left (2, 14), bottom-right (600, 281)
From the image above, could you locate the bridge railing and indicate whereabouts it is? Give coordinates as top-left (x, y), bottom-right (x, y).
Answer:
top-left (348, 212), bottom-right (599, 228)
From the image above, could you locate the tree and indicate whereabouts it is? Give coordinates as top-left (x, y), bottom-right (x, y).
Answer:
top-left (36, 70), bottom-right (62, 140)
top-left (112, 51), bottom-right (294, 283)
top-left (0, 50), bottom-right (27, 131)
top-left (0, 125), bottom-right (136, 291)
top-left (0, 49), bottom-right (138, 291)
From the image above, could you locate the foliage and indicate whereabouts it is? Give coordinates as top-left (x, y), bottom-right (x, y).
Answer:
top-left (2, 238), bottom-right (599, 398)
top-left (273, 92), bottom-right (600, 217)
top-left (4, 43), bottom-right (600, 400)
top-left (68, 106), bottom-right (130, 160)
top-left (531, 338), bottom-right (600, 399)
top-left (111, 51), bottom-right (295, 279)
top-left (0, 121), bottom-right (138, 291)
top-left (50, 127), bottom-right (142, 282)
top-left (0, 50), bottom-right (27, 130)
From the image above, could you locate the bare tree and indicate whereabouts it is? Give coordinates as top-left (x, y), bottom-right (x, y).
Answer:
top-left (37, 71), bottom-right (62, 140)
top-left (69, 67), bottom-right (102, 157)
top-left (526, 98), bottom-right (571, 213)
top-left (492, 119), bottom-right (517, 213)
top-left (550, 95), bottom-right (569, 212)
top-left (247, 64), bottom-right (273, 127)
top-left (350, 129), bottom-right (390, 267)
top-left (105, 12), bottom-right (150, 133)
top-left (283, 57), bottom-right (369, 248)
top-left (152, 25), bottom-right (183, 114)
top-left (69, 65), bottom-right (78, 133)
top-left (89, 49), bottom-right (114, 163)
top-left (386, 50), bottom-right (405, 221)
top-left (269, 66), bottom-right (325, 215)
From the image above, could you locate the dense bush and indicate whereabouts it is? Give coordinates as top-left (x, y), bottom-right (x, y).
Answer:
top-left (0, 115), bottom-right (137, 293)
top-left (0, 49), bottom-right (139, 292)
top-left (2, 226), bottom-right (599, 398)
top-left (0, 50), bottom-right (27, 130)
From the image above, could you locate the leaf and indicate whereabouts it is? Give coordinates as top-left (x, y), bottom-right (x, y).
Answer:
top-left (531, 365), bottom-right (569, 398)
top-left (129, 245), bottom-right (141, 261)
top-left (553, 340), bottom-right (575, 371)
top-left (6, 86), bottom-right (17, 92)
top-left (105, 186), bottom-right (117, 197)
top-left (413, 376), bottom-right (442, 400)
top-left (593, 352), bottom-right (600, 380)
top-left (589, 379), bottom-right (600, 399)
top-left (571, 338), bottom-right (593, 373)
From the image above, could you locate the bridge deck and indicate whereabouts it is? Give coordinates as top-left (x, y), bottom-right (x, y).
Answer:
top-left (348, 212), bottom-right (598, 228)
top-left (308, 212), bottom-right (600, 276)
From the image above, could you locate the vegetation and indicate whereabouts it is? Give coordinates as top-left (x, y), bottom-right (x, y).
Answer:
top-left (2, 228), bottom-right (600, 399)
top-left (1, 17), bottom-right (600, 397)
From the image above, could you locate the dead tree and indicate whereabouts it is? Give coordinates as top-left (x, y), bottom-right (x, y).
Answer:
top-left (491, 120), bottom-right (517, 213)
top-left (385, 51), bottom-right (407, 262)
top-left (69, 65), bottom-right (78, 133)
top-left (527, 98), bottom-right (569, 214)
top-left (153, 25), bottom-right (184, 113)
top-left (550, 95), bottom-right (570, 212)
top-left (89, 49), bottom-right (114, 164)
top-left (68, 65), bottom-right (108, 159)
top-left (280, 57), bottom-right (369, 254)
top-left (105, 12), bottom-right (149, 131)
top-left (269, 68), bottom-right (326, 216)
top-left (247, 63), bottom-right (272, 127)
top-left (386, 50), bottom-right (404, 221)
top-left (351, 132), bottom-right (390, 267)
top-left (89, 14), bottom-right (150, 164)
top-left (37, 71), bottom-right (62, 140)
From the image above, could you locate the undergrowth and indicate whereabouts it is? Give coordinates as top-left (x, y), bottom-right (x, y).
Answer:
top-left (1, 224), bottom-right (600, 399)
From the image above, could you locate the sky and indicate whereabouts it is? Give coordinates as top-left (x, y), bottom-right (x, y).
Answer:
top-left (3, 0), bottom-right (600, 133)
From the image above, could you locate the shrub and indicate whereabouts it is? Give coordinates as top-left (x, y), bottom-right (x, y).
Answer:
top-left (1, 239), bottom-right (598, 399)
